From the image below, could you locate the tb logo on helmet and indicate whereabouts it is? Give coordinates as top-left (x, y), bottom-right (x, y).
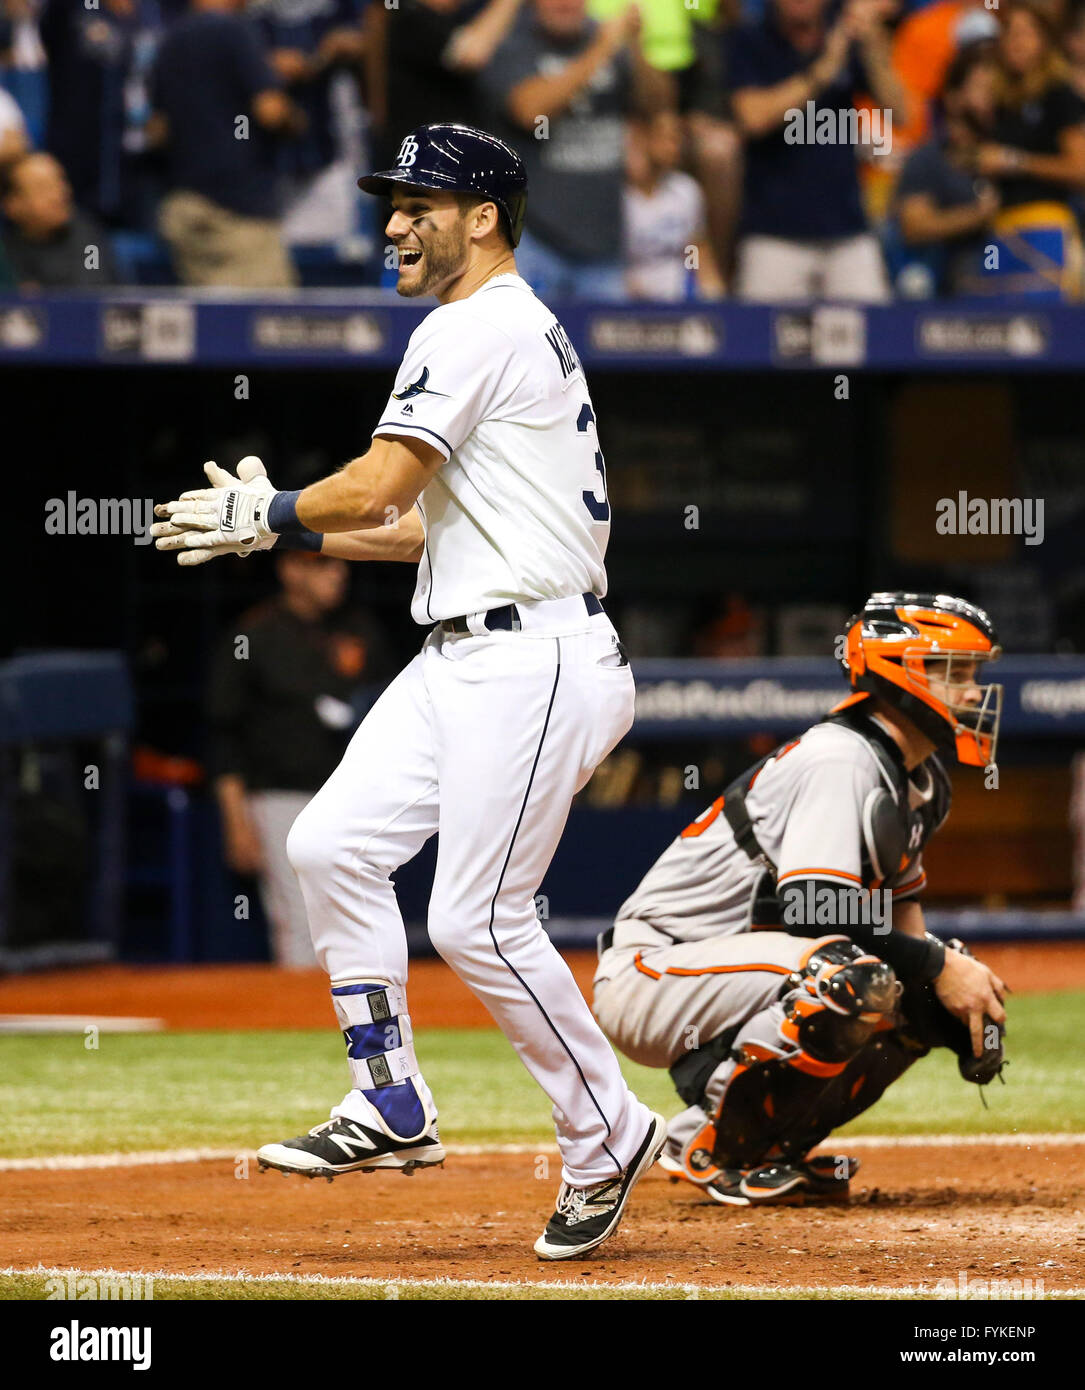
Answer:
top-left (396, 136), bottom-right (419, 169)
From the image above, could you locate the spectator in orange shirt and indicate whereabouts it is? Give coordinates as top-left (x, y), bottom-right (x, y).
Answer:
top-left (892, 0), bottom-right (999, 152)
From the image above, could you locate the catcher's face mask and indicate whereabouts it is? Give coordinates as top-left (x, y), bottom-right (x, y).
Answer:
top-left (842, 594), bottom-right (1003, 768)
top-left (910, 649), bottom-right (1002, 768)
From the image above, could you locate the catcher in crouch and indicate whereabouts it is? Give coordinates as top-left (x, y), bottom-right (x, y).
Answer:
top-left (592, 592), bottom-right (1009, 1205)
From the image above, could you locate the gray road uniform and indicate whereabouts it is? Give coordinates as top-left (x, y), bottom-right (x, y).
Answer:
top-left (592, 698), bottom-right (958, 1184)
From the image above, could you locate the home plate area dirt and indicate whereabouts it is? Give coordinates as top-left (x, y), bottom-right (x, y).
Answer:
top-left (2, 1143), bottom-right (1083, 1293)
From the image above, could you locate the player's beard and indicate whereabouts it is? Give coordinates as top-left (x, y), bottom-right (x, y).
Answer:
top-left (396, 219), bottom-right (470, 299)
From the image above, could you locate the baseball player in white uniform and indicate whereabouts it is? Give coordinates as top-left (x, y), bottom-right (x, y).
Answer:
top-left (593, 594), bottom-right (1008, 1205)
top-left (152, 123), bottom-right (664, 1261)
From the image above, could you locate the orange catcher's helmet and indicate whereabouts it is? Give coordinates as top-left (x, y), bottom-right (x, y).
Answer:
top-left (840, 593), bottom-right (1002, 768)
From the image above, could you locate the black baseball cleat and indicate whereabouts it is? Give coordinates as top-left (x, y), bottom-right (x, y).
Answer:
top-left (738, 1153), bottom-right (858, 1205)
top-left (704, 1169), bottom-right (752, 1206)
top-left (739, 1162), bottom-right (809, 1204)
top-left (256, 1113), bottom-right (445, 1181)
top-left (534, 1112), bottom-right (666, 1261)
top-left (657, 1149), bottom-right (749, 1204)
top-left (801, 1152), bottom-right (860, 1191)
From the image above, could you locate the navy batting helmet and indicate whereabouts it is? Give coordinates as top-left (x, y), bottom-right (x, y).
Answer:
top-left (358, 123), bottom-right (528, 247)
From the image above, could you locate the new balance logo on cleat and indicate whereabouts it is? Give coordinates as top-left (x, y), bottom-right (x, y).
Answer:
top-left (534, 1112), bottom-right (666, 1261)
top-left (327, 1121), bottom-right (378, 1159)
top-left (256, 1113), bottom-right (446, 1181)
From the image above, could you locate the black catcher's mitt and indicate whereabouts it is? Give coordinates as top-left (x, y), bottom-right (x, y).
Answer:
top-left (898, 940), bottom-right (1005, 1085)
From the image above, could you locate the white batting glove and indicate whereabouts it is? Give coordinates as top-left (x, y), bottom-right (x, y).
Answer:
top-left (151, 524), bottom-right (279, 566)
top-left (152, 456), bottom-right (280, 565)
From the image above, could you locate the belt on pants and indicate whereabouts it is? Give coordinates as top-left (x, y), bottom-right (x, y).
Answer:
top-left (439, 592), bottom-right (603, 636)
top-left (597, 926), bottom-right (615, 959)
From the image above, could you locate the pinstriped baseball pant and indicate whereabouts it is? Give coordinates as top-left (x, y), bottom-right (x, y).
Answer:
top-left (286, 617), bottom-right (654, 1187)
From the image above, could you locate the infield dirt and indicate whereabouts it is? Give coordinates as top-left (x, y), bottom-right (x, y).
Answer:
top-left (1, 1143), bottom-right (1082, 1293)
top-left (3, 943), bottom-right (1083, 1294)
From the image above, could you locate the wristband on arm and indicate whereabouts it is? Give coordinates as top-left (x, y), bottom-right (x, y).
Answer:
top-left (267, 489), bottom-right (312, 537)
top-left (265, 490), bottom-right (323, 550)
top-left (275, 531), bottom-right (324, 552)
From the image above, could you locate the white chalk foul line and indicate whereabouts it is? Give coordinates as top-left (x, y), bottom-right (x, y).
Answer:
top-left (821, 1133), bottom-right (1085, 1149)
top-left (0, 1148), bottom-right (244, 1171)
top-left (0, 1015), bottom-right (163, 1034)
top-left (3, 1266), bottom-right (1080, 1299)
top-left (1, 1133), bottom-right (1083, 1172)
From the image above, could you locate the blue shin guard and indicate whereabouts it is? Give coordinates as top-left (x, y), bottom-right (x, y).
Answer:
top-left (330, 980), bottom-right (433, 1143)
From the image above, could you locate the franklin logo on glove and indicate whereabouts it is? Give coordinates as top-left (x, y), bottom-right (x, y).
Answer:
top-left (151, 456), bottom-right (290, 565)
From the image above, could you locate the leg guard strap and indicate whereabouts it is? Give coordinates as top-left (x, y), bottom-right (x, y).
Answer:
top-left (332, 980), bottom-right (421, 1095)
top-left (359, 1040), bottom-right (419, 1089)
top-left (330, 978), bottom-right (409, 1025)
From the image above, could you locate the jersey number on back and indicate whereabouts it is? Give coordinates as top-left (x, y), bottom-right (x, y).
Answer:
top-left (577, 402), bottom-right (610, 523)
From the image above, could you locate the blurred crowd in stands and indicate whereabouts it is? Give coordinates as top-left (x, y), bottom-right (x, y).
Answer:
top-left (2, 0), bottom-right (1085, 299)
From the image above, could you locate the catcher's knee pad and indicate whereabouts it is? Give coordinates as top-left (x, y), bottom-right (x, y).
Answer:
top-left (697, 938), bottom-right (900, 1172)
top-left (781, 936), bottom-right (901, 1068)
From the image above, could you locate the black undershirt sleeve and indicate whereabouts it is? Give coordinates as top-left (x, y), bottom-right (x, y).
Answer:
top-left (778, 878), bottom-right (946, 985)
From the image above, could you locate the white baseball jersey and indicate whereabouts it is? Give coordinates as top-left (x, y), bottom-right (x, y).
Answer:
top-left (373, 274), bottom-right (610, 625)
top-left (615, 716), bottom-right (931, 943)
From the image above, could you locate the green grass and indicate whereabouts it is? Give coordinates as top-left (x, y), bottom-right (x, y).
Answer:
top-left (1, 992), bottom-right (1082, 1159)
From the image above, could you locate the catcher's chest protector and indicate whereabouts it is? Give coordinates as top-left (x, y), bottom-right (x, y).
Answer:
top-left (723, 706), bottom-right (951, 924)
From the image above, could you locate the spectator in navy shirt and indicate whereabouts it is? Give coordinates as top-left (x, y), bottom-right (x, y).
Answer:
top-left (255, 0), bottom-right (368, 245)
top-left (38, 0), bottom-right (142, 225)
top-left (148, 0), bottom-right (305, 287)
top-left (893, 46), bottom-right (1000, 296)
top-left (369, 0), bottom-right (527, 171)
top-left (729, 0), bottom-right (906, 301)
